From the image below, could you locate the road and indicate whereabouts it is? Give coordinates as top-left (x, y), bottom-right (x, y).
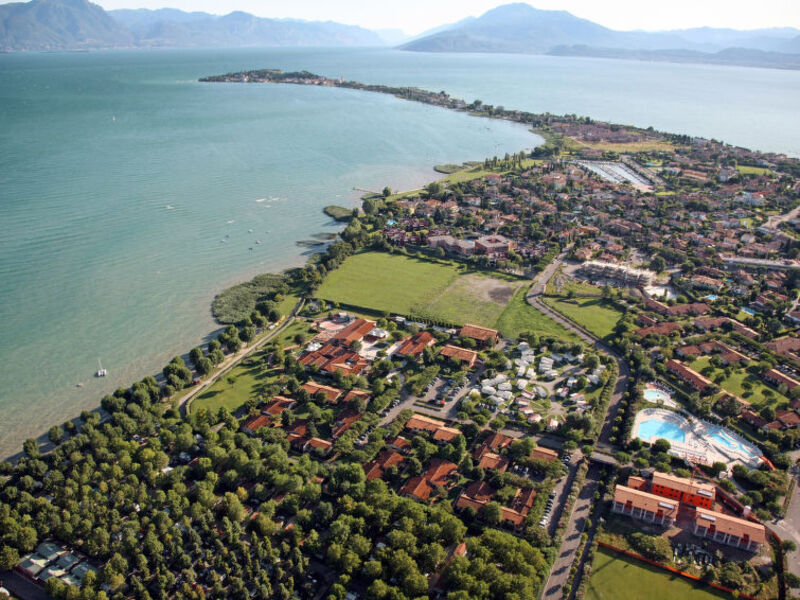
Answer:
top-left (771, 470), bottom-right (800, 578)
top-left (179, 299), bottom-right (305, 416)
top-left (541, 465), bottom-right (600, 600)
top-left (528, 254), bottom-right (631, 599)
top-left (765, 203), bottom-right (800, 231)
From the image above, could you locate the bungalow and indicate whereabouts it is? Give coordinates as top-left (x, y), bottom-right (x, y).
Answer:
top-left (765, 336), bottom-right (800, 362)
top-left (667, 359), bottom-right (713, 393)
top-left (405, 414), bottom-right (463, 443)
top-left (741, 408), bottom-right (769, 430)
top-left (240, 414), bottom-right (272, 435)
top-left (612, 485), bottom-right (677, 527)
top-left (763, 368), bottom-right (800, 391)
top-left (676, 345), bottom-right (703, 359)
top-left (766, 410), bottom-right (800, 431)
top-left (363, 450), bottom-right (405, 481)
top-left (406, 414), bottom-right (448, 434)
top-left (262, 396), bottom-right (296, 419)
top-left (692, 508), bottom-right (766, 552)
top-left (395, 331), bottom-right (436, 359)
top-left (301, 381), bottom-right (343, 404)
top-left (303, 438), bottom-right (333, 456)
top-left (332, 410), bottom-right (362, 439)
top-left (694, 316), bottom-right (759, 339)
top-left (460, 323), bottom-right (499, 346)
top-left (331, 318), bottom-right (376, 346)
top-left (298, 342), bottom-right (369, 376)
top-left (387, 435), bottom-right (412, 453)
top-left (400, 459), bottom-right (459, 502)
top-left (343, 389), bottom-right (371, 407)
top-left (477, 452), bottom-right (509, 472)
top-left (531, 446), bottom-right (559, 463)
top-left (439, 344), bottom-right (479, 368)
top-left (635, 322), bottom-right (682, 337)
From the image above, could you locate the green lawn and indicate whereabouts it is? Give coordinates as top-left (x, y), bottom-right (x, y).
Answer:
top-left (736, 165), bottom-right (772, 176)
top-left (190, 354), bottom-right (279, 415)
top-left (315, 251), bottom-right (526, 328)
top-left (586, 548), bottom-right (729, 600)
top-left (544, 296), bottom-right (623, 339)
top-left (495, 286), bottom-right (579, 342)
top-left (691, 356), bottom-right (789, 410)
top-left (190, 320), bottom-right (316, 415)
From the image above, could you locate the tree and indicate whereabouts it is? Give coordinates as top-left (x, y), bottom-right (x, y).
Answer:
top-left (649, 256), bottom-right (667, 273)
top-left (22, 438), bottom-right (40, 458)
top-left (482, 501), bottom-right (502, 525)
top-left (652, 438), bottom-right (671, 454)
top-left (0, 545), bottom-right (19, 571)
top-left (48, 425), bottom-right (63, 445)
top-left (785, 573), bottom-right (800, 589)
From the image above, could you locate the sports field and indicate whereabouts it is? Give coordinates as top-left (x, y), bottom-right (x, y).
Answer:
top-left (586, 548), bottom-right (728, 600)
top-left (315, 251), bottom-right (530, 329)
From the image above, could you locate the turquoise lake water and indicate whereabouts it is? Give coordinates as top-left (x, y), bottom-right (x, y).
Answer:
top-left (2, 47), bottom-right (800, 456)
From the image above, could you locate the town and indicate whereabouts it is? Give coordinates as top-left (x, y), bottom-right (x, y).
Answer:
top-left (3, 74), bottom-right (800, 600)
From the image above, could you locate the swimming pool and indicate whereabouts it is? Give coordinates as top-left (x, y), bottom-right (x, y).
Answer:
top-left (704, 294), bottom-right (719, 301)
top-left (643, 388), bottom-right (672, 404)
top-left (709, 428), bottom-right (759, 459)
top-left (637, 418), bottom-right (686, 444)
top-left (742, 307), bottom-right (756, 316)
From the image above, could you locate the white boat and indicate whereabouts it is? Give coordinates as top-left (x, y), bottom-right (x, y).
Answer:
top-left (95, 359), bottom-right (107, 378)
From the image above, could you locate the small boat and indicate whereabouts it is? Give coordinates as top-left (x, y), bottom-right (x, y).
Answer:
top-left (248, 229), bottom-right (254, 233)
top-left (76, 382), bottom-right (83, 388)
top-left (255, 240), bottom-right (261, 244)
top-left (95, 359), bottom-right (107, 378)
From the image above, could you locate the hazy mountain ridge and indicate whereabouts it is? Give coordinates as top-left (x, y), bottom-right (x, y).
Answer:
top-left (0, 0), bottom-right (383, 51)
top-left (548, 44), bottom-right (800, 71)
top-left (401, 2), bottom-right (800, 69)
top-left (0, 0), bottom-right (133, 50)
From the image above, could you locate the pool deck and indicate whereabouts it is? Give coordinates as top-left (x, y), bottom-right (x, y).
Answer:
top-left (632, 408), bottom-right (763, 469)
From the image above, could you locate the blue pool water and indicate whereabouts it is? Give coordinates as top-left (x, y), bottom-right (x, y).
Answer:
top-left (709, 428), bottom-right (758, 458)
top-left (643, 388), bottom-right (671, 403)
top-left (637, 418), bottom-right (686, 443)
top-left (742, 307), bottom-right (757, 316)
top-left (704, 294), bottom-right (719, 301)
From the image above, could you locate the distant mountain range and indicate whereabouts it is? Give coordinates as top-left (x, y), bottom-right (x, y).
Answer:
top-left (1, 0), bottom-right (799, 72)
top-left (0, 0), bottom-right (382, 51)
top-left (401, 3), bottom-right (800, 70)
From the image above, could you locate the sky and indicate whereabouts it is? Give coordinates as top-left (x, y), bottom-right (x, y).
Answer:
top-left (8, 0), bottom-right (800, 34)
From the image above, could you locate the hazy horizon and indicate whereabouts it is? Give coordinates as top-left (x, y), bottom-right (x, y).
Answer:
top-left (0, 0), bottom-right (798, 36)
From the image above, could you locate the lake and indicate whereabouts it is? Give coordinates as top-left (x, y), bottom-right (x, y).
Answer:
top-left (1, 47), bottom-right (799, 457)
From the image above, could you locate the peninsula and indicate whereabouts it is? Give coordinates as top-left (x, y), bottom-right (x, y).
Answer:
top-left (2, 69), bottom-right (800, 600)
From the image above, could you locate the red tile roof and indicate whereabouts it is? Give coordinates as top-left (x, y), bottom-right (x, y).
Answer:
top-left (301, 381), bottom-right (343, 403)
top-left (439, 344), bottom-right (478, 367)
top-left (477, 452), bottom-right (509, 472)
top-left (460, 323), bottom-right (498, 342)
top-left (332, 318), bottom-right (375, 345)
top-left (395, 331), bottom-right (436, 357)
top-left (241, 414), bottom-right (271, 433)
top-left (299, 343), bottom-right (369, 376)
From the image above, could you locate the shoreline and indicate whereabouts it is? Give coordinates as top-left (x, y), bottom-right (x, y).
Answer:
top-left (5, 68), bottom-right (796, 464)
top-left (0, 153), bottom-right (522, 463)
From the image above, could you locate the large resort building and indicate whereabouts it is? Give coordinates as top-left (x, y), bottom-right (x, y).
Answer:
top-left (650, 471), bottom-right (715, 509)
top-left (577, 260), bottom-right (653, 287)
top-left (612, 485), bottom-right (678, 527)
top-left (692, 508), bottom-right (766, 552)
top-left (612, 472), bottom-right (766, 553)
